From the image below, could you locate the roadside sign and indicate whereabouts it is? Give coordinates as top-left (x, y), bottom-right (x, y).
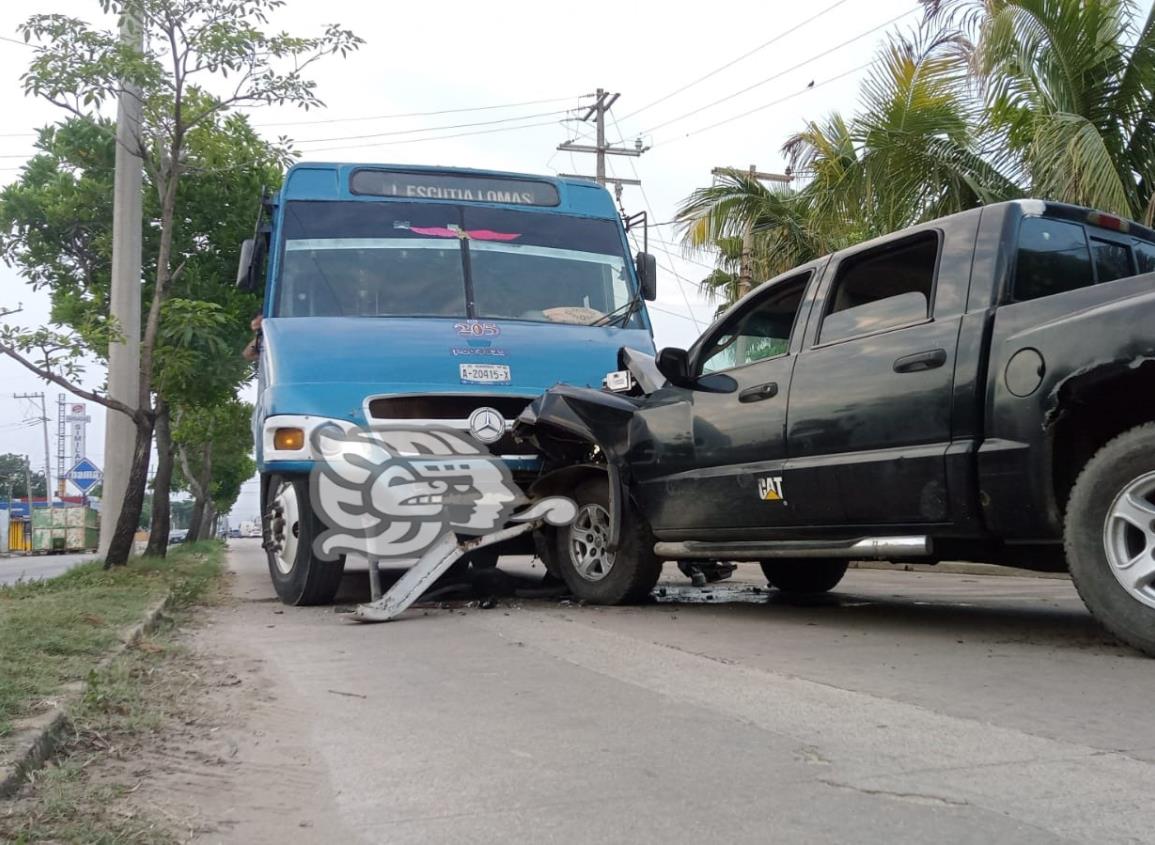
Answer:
top-left (65, 457), bottom-right (103, 494)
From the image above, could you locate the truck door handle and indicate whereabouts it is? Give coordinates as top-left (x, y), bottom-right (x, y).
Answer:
top-left (739, 382), bottom-right (778, 403)
top-left (893, 349), bottom-right (947, 373)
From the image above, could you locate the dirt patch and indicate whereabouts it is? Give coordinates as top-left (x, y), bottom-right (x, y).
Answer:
top-left (1, 574), bottom-right (351, 844)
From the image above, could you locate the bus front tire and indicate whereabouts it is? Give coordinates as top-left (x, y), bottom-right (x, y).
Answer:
top-left (264, 474), bottom-right (345, 606)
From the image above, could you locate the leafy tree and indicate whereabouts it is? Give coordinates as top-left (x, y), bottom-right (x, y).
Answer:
top-left (925, 0), bottom-right (1155, 221)
top-left (0, 453), bottom-right (47, 499)
top-left (0, 112), bottom-right (278, 558)
top-left (172, 399), bottom-right (252, 541)
top-left (0, 0), bottom-right (360, 566)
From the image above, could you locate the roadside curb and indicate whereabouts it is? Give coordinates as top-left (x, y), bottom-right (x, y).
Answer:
top-left (848, 560), bottom-right (1070, 580)
top-left (0, 592), bottom-right (173, 799)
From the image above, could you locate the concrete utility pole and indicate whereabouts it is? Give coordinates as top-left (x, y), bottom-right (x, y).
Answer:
top-left (14, 392), bottom-right (52, 506)
top-left (56, 393), bottom-right (66, 497)
top-left (557, 89), bottom-right (648, 194)
top-left (23, 455), bottom-right (31, 505)
top-left (711, 165), bottom-right (791, 299)
top-left (101, 8), bottom-right (144, 554)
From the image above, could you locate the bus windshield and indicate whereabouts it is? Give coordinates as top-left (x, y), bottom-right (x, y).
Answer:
top-left (276, 200), bottom-right (639, 326)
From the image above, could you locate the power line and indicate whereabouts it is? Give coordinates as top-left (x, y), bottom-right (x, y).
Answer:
top-left (619, 0), bottom-right (852, 124)
top-left (297, 117), bottom-right (564, 154)
top-left (639, 6), bottom-right (919, 137)
top-left (606, 112), bottom-right (702, 332)
top-left (0, 34), bottom-right (35, 48)
top-left (253, 94), bottom-right (589, 127)
top-left (648, 303), bottom-right (709, 324)
top-left (658, 61), bottom-right (872, 146)
top-left (293, 108), bottom-right (570, 145)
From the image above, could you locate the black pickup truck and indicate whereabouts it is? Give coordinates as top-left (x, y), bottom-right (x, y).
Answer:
top-left (517, 199), bottom-right (1155, 656)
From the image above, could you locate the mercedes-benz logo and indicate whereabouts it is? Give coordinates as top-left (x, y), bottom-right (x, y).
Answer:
top-left (468, 406), bottom-right (506, 445)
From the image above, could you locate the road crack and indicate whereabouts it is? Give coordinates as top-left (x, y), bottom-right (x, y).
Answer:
top-left (818, 778), bottom-right (970, 807)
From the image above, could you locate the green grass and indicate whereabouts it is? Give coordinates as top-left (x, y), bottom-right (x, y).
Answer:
top-left (0, 541), bottom-right (224, 739)
top-left (1, 629), bottom-right (202, 844)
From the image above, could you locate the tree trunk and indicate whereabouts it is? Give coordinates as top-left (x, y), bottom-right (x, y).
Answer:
top-left (185, 441), bottom-right (213, 542)
top-left (104, 415), bottom-right (154, 568)
top-left (200, 501), bottom-right (216, 541)
top-left (145, 399), bottom-right (174, 556)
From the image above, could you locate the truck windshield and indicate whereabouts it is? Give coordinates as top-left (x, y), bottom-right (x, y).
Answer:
top-left (276, 201), bottom-right (638, 326)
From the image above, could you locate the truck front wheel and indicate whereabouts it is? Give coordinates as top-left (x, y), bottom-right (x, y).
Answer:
top-left (264, 474), bottom-right (345, 606)
top-left (553, 479), bottom-right (662, 604)
top-left (760, 560), bottom-right (849, 594)
top-left (1065, 423), bottom-right (1155, 657)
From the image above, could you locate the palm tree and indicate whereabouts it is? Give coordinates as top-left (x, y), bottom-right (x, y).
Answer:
top-left (925, 0), bottom-right (1155, 222)
top-left (676, 169), bottom-right (825, 294)
top-left (677, 30), bottom-right (1018, 308)
top-left (785, 29), bottom-right (1019, 237)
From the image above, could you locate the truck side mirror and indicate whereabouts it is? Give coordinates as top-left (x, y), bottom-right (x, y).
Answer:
top-left (636, 252), bottom-right (658, 301)
top-left (236, 238), bottom-right (256, 289)
top-left (655, 346), bottom-right (691, 386)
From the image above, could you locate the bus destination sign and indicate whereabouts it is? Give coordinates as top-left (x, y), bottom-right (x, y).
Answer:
top-left (350, 170), bottom-right (560, 207)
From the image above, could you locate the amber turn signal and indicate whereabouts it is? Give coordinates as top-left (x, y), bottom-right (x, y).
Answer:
top-left (273, 427), bottom-right (305, 451)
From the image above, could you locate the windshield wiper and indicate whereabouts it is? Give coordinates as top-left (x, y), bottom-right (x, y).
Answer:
top-left (591, 295), bottom-right (642, 328)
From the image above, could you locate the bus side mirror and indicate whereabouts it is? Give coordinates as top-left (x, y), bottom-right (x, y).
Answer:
top-left (237, 230), bottom-right (268, 292)
top-left (636, 252), bottom-right (657, 301)
top-left (236, 239), bottom-right (256, 290)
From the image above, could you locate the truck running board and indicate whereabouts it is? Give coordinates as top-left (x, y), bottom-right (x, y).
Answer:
top-left (653, 536), bottom-right (931, 561)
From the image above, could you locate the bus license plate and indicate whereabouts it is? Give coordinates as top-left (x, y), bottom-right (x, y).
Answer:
top-left (460, 363), bottom-right (511, 385)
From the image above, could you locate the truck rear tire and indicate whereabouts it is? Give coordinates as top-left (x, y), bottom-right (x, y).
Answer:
top-left (264, 474), bottom-right (345, 606)
top-left (1065, 423), bottom-right (1155, 657)
top-left (760, 560), bottom-right (848, 594)
top-left (553, 479), bottom-right (662, 604)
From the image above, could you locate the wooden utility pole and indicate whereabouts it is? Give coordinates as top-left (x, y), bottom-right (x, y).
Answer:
top-left (557, 89), bottom-right (648, 194)
top-left (710, 165), bottom-right (791, 299)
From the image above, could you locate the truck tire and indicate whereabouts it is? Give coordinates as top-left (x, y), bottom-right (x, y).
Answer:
top-left (1064, 423), bottom-right (1155, 657)
top-left (760, 560), bottom-right (848, 594)
top-left (264, 474), bottom-right (345, 606)
top-left (553, 479), bottom-right (662, 604)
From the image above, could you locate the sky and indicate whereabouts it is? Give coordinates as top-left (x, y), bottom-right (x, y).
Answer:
top-left (0, 0), bottom-right (930, 520)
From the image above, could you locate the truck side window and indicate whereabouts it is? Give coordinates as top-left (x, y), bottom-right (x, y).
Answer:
top-left (698, 273), bottom-right (809, 374)
top-left (1135, 240), bottom-right (1155, 273)
top-left (819, 232), bottom-right (937, 344)
top-left (1090, 237), bottom-right (1134, 282)
top-left (1014, 217), bottom-right (1093, 301)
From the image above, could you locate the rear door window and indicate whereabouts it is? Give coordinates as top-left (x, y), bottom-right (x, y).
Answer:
top-left (819, 232), bottom-right (938, 344)
top-left (1135, 240), bottom-right (1155, 273)
top-left (1090, 237), bottom-right (1134, 283)
top-left (1014, 218), bottom-right (1094, 301)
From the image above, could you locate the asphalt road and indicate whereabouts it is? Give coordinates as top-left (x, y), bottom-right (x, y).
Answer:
top-left (0, 551), bottom-right (96, 585)
top-left (199, 539), bottom-right (1155, 844)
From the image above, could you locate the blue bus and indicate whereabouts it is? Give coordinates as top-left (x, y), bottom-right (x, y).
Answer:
top-left (237, 163), bottom-right (658, 605)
